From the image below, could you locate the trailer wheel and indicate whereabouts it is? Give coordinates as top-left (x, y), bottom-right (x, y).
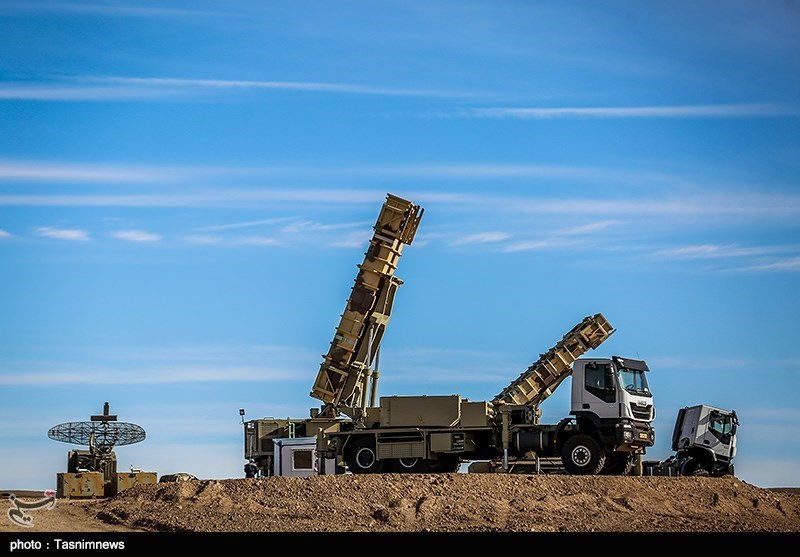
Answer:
top-left (345, 437), bottom-right (384, 474)
top-left (601, 451), bottom-right (634, 476)
top-left (433, 455), bottom-right (462, 473)
top-left (561, 434), bottom-right (606, 475)
top-left (389, 458), bottom-right (429, 473)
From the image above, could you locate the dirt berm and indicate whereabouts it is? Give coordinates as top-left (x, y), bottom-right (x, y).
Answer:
top-left (90, 474), bottom-right (800, 532)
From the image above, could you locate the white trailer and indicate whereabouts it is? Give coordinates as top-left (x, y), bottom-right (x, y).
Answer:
top-left (272, 437), bottom-right (337, 477)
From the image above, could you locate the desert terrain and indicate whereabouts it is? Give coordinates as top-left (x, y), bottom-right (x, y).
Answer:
top-left (3, 474), bottom-right (799, 533)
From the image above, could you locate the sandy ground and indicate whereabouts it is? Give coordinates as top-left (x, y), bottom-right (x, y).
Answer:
top-left (2, 475), bottom-right (799, 533)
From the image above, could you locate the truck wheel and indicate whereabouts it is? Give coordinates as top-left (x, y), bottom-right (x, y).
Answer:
top-left (681, 458), bottom-right (710, 477)
top-left (345, 437), bottom-right (384, 474)
top-left (561, 434), bottom-right (606, 475)
top-left (601, 452), bottom-right (634, 476)
top-left (390, 457), bottom-right (430, 473)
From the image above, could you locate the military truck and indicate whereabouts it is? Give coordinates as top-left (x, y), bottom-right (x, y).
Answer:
top-left (316, 317), bottom-right (655, 476)
top-left (244, 193), bottom-right (656, 476)
top-left (643, 404), bottom-right (738, 477)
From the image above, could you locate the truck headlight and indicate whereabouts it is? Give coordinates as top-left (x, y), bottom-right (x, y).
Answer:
top-left (623, 430), bottom-right (632, 441)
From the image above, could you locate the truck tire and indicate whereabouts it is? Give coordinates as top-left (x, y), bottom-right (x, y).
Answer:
top-left (561, 434), bottom-right (606, 475)
top-left (689, 468), bottom-right (710, 477)
top-left (389, 457), bottom-right (429, 473)
top-left (601, 451), bottom-right (634, 476)
top-left (681, 457), bottom-right (710, 477)
top-left (345, 437), bottom-right (384, 474)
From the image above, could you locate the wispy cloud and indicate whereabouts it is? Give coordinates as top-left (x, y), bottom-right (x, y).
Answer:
top-left (490, 220), bottom-right (620, 253)
top-left (0, 189), bottom-right (383, 208)
top-left (464, 103), bottom-right (797, 119)
top-left (654, 244), bottom-right (792, 260)
top-left (502, 238), bottom-right (577, 253)
top-left (0, 159), bottom-right (299, 182)
top-left (0, 160), bottom-right (185, 182)
top-left (493, 194), bottom-right (800, 218)
top-left (0, 159), bottom-right (680, 186)
top-left (34, 226), bottom-right (89, 241)
top-left (196, 217), bottom-right (294, 232)
top-left (0, 344), bottom-right (317, 386)
top-left (4, 189), bottom-right (800, 223)
top-left (183, 234), bottom-right (280, 247)
top-left (451, 231), bottom-right (511, 246)
top-left (653, 244), bottom-right (800, 273)
top-left (345, 164), bottom-right (675, 184)
top-left (180, 220), bottom-right (371, 249)
top-left (735, 256), bottom-right (800, 273)
top-left (0, 366), bottom-right (298, 386)
top-left (0, 84), bottom-right (174, 101)
top-left (111, 230), bottom-right (162, 242)
top-left (87, 76), bottom-right (464, 98)
top-left (0, 229), bottom-right (10, 238)
top-left (41, 343), bottom-right (320, 364)
top-left (557, 220), bottom-right (621, 236)
top-left (0, 159), bottom-right (652, 192)
top-left (0, 77), bottom-right (465, 102)
top-left (184, 220), bottom-right (371, 249)
top-left (237, 236), bottom-right (281, 246)
top-left (328, 230), bottom-right (373, 248)
top-left (279, 220), bottom-right (370, 234)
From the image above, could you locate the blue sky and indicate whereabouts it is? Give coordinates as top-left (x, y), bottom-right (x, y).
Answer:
top-left (1, 0), bottom-right (799, 489)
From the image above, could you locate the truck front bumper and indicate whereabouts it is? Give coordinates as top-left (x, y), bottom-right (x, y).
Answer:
top-left (615, 421), bottom-right (654, 450)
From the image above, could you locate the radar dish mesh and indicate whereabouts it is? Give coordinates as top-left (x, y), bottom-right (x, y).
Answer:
top-left (47, 421), bottom-right (145, 451)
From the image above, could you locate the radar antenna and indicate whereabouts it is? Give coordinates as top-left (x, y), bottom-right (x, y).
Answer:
top-left (48, 402), bottom-right (145, 453)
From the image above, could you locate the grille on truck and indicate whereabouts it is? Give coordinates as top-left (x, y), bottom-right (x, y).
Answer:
top-left (630, 404), bottom-right (652, 421)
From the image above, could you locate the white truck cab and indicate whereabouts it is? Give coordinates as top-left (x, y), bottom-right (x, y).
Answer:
top-left (573, 356), bottom-right (654, 424)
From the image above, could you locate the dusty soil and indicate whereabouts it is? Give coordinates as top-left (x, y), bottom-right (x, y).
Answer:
top-left (4, 475), bottom-right (799, 533)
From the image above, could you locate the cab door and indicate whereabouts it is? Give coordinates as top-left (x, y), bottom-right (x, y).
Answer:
top-left (579, 361), bottom-right (618, 418)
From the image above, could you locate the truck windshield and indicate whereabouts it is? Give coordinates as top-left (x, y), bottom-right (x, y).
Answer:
top-left (617, 367), bottom-right (651, 397)
top-left (709, 412), bottom-right (736, 440)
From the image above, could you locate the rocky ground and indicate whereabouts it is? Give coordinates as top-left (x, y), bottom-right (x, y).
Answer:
top-left (3, 474), bottom-right (799, 533)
